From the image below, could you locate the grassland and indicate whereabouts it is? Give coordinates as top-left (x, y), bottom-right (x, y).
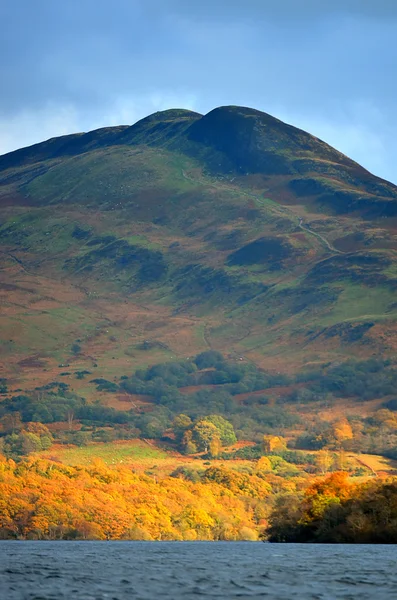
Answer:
top-left (42, 440), bottom-right (169, 467)
top-left (39, 439), bottom-right (261, 478)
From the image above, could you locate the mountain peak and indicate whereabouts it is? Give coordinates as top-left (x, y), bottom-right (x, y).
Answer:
top-left (118, 108), bottom-right (202, 145)
top-left (186, 104), bottom-right (361, 176)
top-left (1, 103), bottom-right (396, 216)
top-left (135, 108), bottom-right (203, 123)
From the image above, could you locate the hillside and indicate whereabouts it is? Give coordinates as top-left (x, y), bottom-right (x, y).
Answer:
top-left (0, 105), bottom-right (396, 387)
top-left (1, 104), bottom-right (397, 539)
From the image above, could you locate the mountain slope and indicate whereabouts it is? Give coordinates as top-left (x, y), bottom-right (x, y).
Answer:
top-left (0, 105), bottom-right (396, 392)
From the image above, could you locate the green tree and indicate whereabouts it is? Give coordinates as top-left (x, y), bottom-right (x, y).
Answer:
top-left (181, 430), bottom-right (198, 454)
top-left (71, 343), bottom-right (82, 355)
top-left (2, 433), bottom-right (23, 458)
top-left (192, 420), bottom-right (220, 453)
top-left (20, 432), bottom-right (42, 454)
top-left (194, 350), bottom-right (224, 369)
top-left (205, 415), bottom-right (237, 446)
top-left (172, 414), bottom-right (192, 444)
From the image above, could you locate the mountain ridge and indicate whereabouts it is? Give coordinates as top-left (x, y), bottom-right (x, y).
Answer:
top-left (2, 105), bottom-right (396, 217)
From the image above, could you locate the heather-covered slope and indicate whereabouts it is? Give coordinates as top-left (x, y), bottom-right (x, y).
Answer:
top-left (0, 105), bottom-right (396, 392)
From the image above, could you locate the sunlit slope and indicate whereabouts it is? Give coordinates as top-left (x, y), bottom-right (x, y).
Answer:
top-left (0, 105), bottom-right (396, 383)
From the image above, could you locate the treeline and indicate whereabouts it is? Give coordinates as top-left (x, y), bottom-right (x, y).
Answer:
top-left (119, 350), bottom-right (290, 396)
top-left (0, 457), bottom-right (271, 541)
top-left (287, 358), bottom-right (397, 403)
top-left (0, 385), bottom-right (301, 456)
top-left (268, 472), bottom-right (397, 543)
top-left (3, 455), bottom-right (397, 542)
top-left (3, 386), bottom-right (397, 460)
top-left (119, 353), bottom-right (397, 403)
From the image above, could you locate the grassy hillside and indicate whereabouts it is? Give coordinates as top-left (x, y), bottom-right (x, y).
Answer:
top-left (0, 105), bottom-right (397, 438)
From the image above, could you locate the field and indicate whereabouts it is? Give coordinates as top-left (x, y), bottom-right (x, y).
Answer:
top-left (42, 440), bottom-right (169, 468)
top-left (35, 437), bottom-right (397, 482)
top-left (37, 439), bottom-right (264, 479)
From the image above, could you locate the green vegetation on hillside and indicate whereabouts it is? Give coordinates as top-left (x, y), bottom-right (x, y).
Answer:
top-left (2, 352), bottom-right (397, 466)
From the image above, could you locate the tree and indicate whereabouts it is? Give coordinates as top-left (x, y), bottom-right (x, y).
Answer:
top-left (256, 456), bottom-right (272, 472)
top-left (66, 408), bottom-right (75, 432)
top-left (209, 436), bottom-right (221, 458)
top-left (25, 422), bottom-right (52, 437)
top-left (181, 430), bottom-right (198, 455)
top-left (192, 420), bottom-right (220, 453)
top-left (21, 432), bottom-right (42, 455)
top-left (172, 414), bottom-right (192, 444)
top-left (0, 412), bottom-right (22, 434)
top-left (315, 449), bottom-right (334, 474)
top-left (333, 419), bottom-right (354, 446)
top-left (194, 351), bottom-right (224, 369)
top-left (263, 435), bottom-right (287, 454)
top-left (71, 343), bottom-right (82, 355)
top-left (2, 433), bottom-right (23, 458)
top-left (204, 415), bottom-right (237, 446)
top-left (25, 422), bottom-right (53, 451)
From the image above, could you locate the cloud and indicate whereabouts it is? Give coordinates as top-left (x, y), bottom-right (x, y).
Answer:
top-left (0, 104), bottom-right (80, 155)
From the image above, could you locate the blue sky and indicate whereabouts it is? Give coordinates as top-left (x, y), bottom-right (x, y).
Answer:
top-left (1, 0), bottom-right (397, 182)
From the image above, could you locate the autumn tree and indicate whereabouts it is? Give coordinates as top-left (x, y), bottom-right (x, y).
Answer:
top-left (0, 412), bottom-right (22, 434)
top-left (315, 449), bottom-right (334, 474)
top-left (332, 419), bottom-right (354, 447)
top-left (192, 420), bottom-right (220, 454)
top-left (204, 415), bottom-right (236, 446)
top-left (256, 456), bottom-right (272, 472)
top-left (0, 455), bottom-right (269, 541)
top-left (209, 436), bottom-right (221, 458)
top-left (263, 435), bottom-right (287, 454)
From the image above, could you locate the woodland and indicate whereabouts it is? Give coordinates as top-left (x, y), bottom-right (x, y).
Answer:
top-left (1, 351), bottom-right (397, 541)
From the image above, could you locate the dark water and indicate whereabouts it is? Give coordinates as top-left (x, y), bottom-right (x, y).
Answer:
top-left (1, 541), bottom-right (397, 599)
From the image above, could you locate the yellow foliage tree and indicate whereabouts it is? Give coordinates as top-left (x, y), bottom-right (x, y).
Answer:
top-left (256, 456), bottom-right (272, 472)
top-left (0, 456), bottom-right (272, 541)
top-left (333, 419), bottom-right (353, 444)
top-left (263, 435), bottom-right (287, 454)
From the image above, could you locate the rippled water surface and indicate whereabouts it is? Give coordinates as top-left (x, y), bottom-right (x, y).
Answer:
top-left (1, 541), bottom-right (397, 599)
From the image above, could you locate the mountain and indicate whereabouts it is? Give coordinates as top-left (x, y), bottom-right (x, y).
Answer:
top-left (3, 105), bottom-right (397, 541)
top-left (0, 105), bottom-right (397, 392)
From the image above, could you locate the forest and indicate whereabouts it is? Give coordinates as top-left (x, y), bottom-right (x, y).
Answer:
top-left (268, 472), bottom-right (397, 543)
top-left (1, 456), bottom-right (397, 542)
top-left (2, 352), bottom-right (397, 541)
top-left (0, 456), bottom-right (271, 540)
